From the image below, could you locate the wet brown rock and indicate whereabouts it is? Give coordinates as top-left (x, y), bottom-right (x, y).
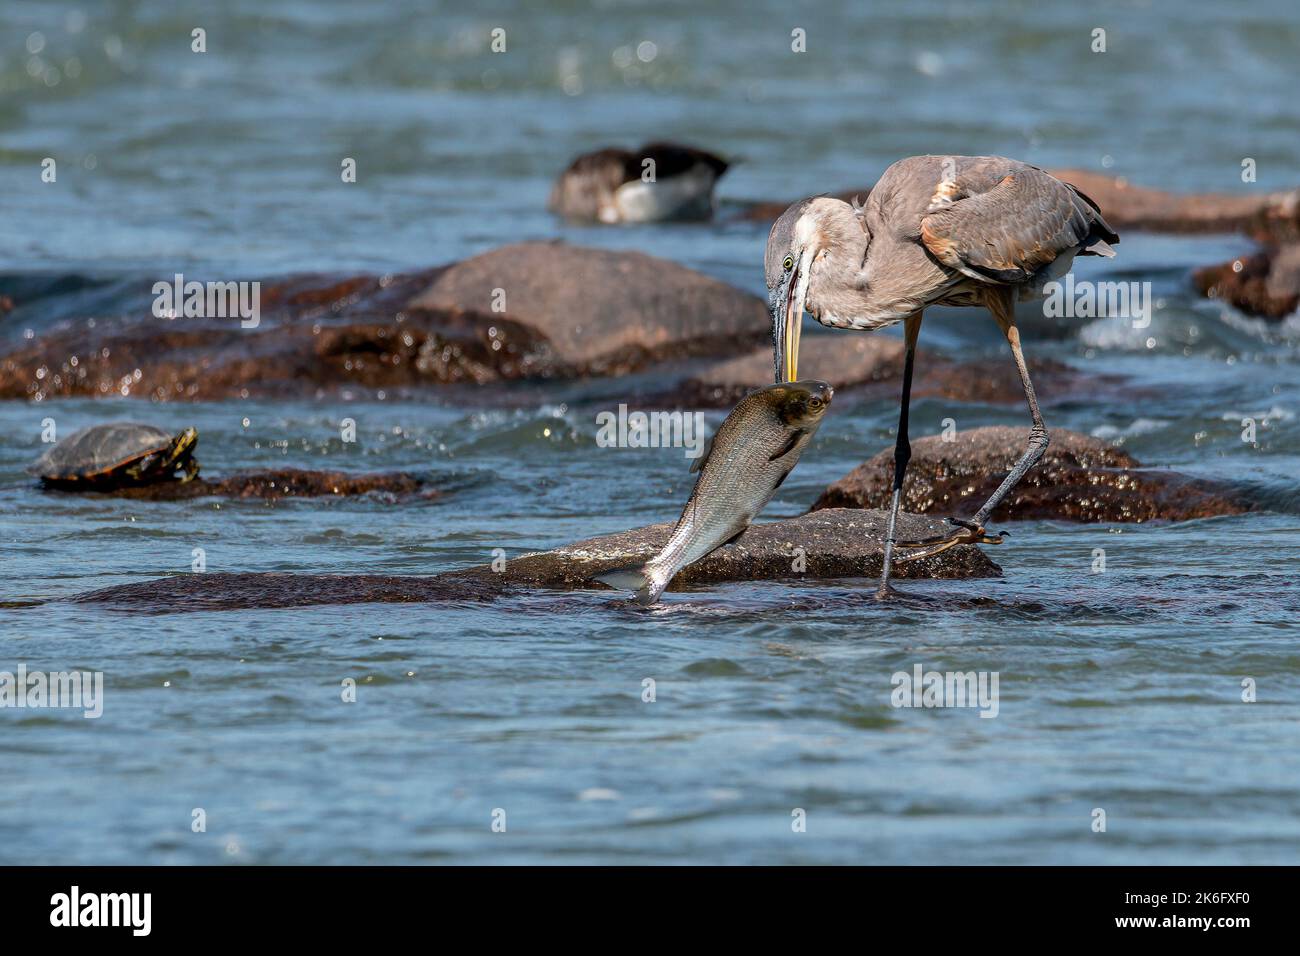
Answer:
top-left (1192, 245), bottom-right (1300, 321)
top-left (449, 508), bottom-right (999, 590)
top-left (75, 508), bottom-right (998, 611)
top-left (45, 468), bottom-right (436, 502)
top-left (0, 302), bottom-right (556, 401)
top-left (406, 242), bottom-right (768, 374)
top-left (0, 244), bottom-right (768, 400)
top-left (259, 272), bottom-right (394, 312)
top-left (812, 426), bottom-right (1253, 523)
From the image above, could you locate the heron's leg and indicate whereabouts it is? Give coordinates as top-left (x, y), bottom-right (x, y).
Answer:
top-left (968, 291), bottom-right (1049, 527)
top-left (876, 313), bottom-right (922, 599)
top-left (896, 290), bottom-right (1046, 560)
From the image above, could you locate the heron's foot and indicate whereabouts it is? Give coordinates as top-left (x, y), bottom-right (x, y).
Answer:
top-left (894, 517), bottom-right (1005, 562)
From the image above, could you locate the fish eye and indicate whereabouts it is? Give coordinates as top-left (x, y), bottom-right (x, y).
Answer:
top-left (808, 397), bottom-right (822, 408)
top-left (783, 256), bottom-right (794, 272)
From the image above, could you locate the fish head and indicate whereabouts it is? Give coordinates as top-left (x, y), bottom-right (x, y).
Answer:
top-left (769, 380), bottom-right (834, 429)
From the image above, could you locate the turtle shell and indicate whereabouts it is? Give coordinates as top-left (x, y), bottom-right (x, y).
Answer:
top-left (29, 423), bottom-right (179, 482)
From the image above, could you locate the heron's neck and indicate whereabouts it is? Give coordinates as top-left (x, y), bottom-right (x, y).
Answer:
top-left (807, 203), bottom-right (873, 322)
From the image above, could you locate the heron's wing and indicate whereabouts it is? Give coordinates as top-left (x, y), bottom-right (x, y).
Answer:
top-left (919, 164), bottom-right (1118, 285)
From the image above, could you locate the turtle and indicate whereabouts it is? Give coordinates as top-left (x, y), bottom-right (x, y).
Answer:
top-left (29, 423), bottom-right (200, 489)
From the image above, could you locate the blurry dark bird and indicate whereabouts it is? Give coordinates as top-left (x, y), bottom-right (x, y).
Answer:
top-left (763, 155), bottom-right (1119, 597)
top-left (548, 142), bottom-right (730, 223)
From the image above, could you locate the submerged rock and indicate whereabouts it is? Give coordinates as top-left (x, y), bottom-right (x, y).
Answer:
top-left (1193, 245), bottom-right (1300, 320)
top-left (676, 335), bottom-right (1109, 408)
top-left (678, 335), bottom-right (905, 406)
top-left (912, 355), bottom-right (1106, 406)
top-left (76, 508), bottom-right (998, 611)
top-left (406, 242), bottom-right (766, 374)
top-left (812, 426), bottom-right (1253, 523)
top-left (77, 572), bottom-right (498, 612)
top-left (448, 508), bottom-right (999, 590)
top-left (45, 468), bottom-right (436, 501)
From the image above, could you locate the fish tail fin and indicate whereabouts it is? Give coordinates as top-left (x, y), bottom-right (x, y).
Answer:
top-left (595, 564), bottom-right (668, 605)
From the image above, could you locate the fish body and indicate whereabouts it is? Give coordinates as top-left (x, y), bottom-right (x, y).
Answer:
top-left (598, 381), bottom-right (833, 603)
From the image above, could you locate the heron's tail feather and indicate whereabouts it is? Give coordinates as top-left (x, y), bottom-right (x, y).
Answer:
top-left (1082, 237), bottom-right (1117, 257)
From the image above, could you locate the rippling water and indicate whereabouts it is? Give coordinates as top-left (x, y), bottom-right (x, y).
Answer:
top-left (2, 1), bottom-right (1300, 864)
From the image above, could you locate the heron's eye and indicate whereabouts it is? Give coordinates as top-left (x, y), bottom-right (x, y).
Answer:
top-left (783, 256), bottom-right (794, 272)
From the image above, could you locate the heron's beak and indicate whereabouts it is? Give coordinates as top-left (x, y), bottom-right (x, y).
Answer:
top-left (772, 265), bottom-right (805, 383)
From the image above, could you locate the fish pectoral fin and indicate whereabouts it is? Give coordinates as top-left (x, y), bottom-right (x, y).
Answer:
top-left (772, 467), bottom-right (792, 491)
top-left (767, 429), bottom-right (807, 463)
top-left (689, 434), bottom-right (715, 474)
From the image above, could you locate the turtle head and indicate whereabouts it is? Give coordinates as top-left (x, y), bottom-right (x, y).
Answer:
top-left (166, 427), bottom-right (200, 481)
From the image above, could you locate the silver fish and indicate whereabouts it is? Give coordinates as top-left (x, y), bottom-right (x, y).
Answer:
top-left (597, 380), bottom-right (833, 604)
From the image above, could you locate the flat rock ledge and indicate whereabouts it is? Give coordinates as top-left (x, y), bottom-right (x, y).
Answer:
top-left (449, 508), bottom-right (1000, 590)
top-left (813, 426), bottom-right (1254, 523)
top-left (76, 508), bottom-right (998, 611)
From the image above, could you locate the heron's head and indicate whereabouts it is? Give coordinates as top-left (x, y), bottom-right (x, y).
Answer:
top-left (764, 198), bottom-right (826, 383)
top-left (764, 195), bottom-right (868, 382)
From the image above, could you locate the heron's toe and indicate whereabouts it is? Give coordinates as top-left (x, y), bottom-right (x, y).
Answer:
top-left (893, 518), bottom-right (1005, 562)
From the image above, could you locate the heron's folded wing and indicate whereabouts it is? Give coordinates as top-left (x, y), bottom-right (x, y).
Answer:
top-left (920, 165), bottom-right (1114, 284)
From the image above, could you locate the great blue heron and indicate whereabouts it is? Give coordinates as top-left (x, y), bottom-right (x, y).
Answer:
top-left (764, 155), bottom-right (1119, 598)
top-left (549, 142), bottom-right (730, 223)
